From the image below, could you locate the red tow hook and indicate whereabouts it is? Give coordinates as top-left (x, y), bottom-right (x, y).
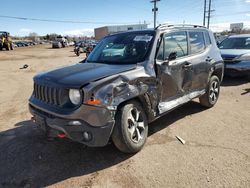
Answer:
top-left (57, 133), bottom-right (66, 138)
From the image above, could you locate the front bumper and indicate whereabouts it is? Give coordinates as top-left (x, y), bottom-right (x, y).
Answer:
top-left (225, 61), bottom-right (250, 76)
top-left (29, 103), bottom-right (115, 147)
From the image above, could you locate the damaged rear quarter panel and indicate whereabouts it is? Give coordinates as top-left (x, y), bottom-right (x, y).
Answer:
top-left (83, 65), bottom-right (158, 121)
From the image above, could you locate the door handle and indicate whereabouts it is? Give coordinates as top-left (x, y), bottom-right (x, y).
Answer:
top-left (206, 56), bottom-right (213, 62)
top-left (183, 62), bottom-right (192, 69)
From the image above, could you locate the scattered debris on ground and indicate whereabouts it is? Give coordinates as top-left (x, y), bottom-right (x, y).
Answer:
top-left (19, 64), bottom-right (29, 69)
top-left (175, 136), bottom-right (186, 145)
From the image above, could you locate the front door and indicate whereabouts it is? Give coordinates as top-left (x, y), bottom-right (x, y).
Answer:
top-left (155, 31), bottom-right (193, 114)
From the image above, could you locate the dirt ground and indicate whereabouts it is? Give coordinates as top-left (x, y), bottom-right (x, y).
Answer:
top-left (0, 45), bottom-right (249, 188)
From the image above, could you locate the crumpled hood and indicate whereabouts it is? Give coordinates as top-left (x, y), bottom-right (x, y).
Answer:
top-left (34, 62), bottom-right (136, 88)
top-left (220, 49), bottom-right (250, 58)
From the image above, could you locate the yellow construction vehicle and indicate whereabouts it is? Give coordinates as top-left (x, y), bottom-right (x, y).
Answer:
top-left (0, 31), bottom-right (13, 50)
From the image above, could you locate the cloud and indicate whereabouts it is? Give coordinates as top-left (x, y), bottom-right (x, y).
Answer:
top-left (246, 13), bottom-right (250, 16)
top-left (19, 28), bottom-right (32, 33)
top-left (210, 21), bottom-right (250, 32)
top-left (210, 22), bottom-right (230, 32)
top-left (62, 28), bottom-right (94, 37)
top-left (16, 28), bottom-right (33, 36)
top-left (246, 0), bottom-right (250, 3)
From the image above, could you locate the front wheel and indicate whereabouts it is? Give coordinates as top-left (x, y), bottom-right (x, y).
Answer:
top-left (199, 75), bottom-right (220, 108)
top-left (5, 43), bottom-right (9, 51)
top-left (112, 100), bottom-right (148, 153)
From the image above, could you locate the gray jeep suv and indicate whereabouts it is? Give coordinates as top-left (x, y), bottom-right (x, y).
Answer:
top-left (29, 24), bottom-right (224, 153)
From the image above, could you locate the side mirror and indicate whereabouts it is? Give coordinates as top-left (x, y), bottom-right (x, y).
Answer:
top-left (168, 52), bottom-right (177, 61)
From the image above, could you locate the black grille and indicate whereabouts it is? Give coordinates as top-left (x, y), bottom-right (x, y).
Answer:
top-left (33, 83), bottom-right (62, 106)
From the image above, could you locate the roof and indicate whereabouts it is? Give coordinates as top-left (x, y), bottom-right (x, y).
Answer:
top-left (228, 34), bottom-right (250, 38)
top-left (107, 29), bottom-right (155, 37)
top-left (95, 24), bottom-right (148, 30)
top-left (156, 24), bottom-right (208, 31)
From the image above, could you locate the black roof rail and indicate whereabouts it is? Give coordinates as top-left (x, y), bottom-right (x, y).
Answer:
top-left (156, 24), bottom-right (207, 30)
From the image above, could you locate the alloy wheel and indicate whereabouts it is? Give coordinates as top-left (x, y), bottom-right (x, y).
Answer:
top-left (209, 80), bottom-right (219, 103)
top-left (127, 107), bottom-right (145, 143)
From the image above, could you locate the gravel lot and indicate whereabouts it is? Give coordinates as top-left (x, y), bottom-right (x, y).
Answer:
top-left (0, 45), bottom-right (249, 188)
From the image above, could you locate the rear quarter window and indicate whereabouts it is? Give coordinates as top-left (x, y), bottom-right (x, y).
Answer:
top-left (204, 31), bottom-right (212, 46)
top-left (189, 31), bottom-right (206, 54)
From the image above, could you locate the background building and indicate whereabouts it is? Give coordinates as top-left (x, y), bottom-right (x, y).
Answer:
top-left (94, 24), bottom-right (148, 40)
top-left (230, 23), bottom-right (244, 32)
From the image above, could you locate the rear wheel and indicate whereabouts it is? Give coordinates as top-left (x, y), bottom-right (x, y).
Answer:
top-left (10, 43), bottom-right (13, 50)
top-left (199, 75), bottom-right (220, 108)
top-left (76, 49), bottom-right (80, 56)
top-left (112, 100), bottom-right (148, 153)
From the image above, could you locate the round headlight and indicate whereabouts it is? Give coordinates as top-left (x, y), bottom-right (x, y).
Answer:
top-left (69, 89), bottom-right (81, 105)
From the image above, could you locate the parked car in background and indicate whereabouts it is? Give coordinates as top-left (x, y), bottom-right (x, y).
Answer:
top-left (12, 42), bottom-right (17, 48)
top-left (29, 24), bottom-right (223, 153)
top-left (74, 40), bottom-right (97, 56)
top-left (52, 41), bottom-right (62, 48)
top-left (15, 41), bottom-right (26, 47)
top-left (52, 36), bottom-right (68, 48)
top-left (219, 34), bottom-right (250, 77)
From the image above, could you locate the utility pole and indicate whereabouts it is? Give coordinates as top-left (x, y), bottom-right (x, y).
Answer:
top-left (203, 0), bottom-right (214, 28)
top-left (207, 0), bottom-right (212, 29)
top-left (151, 0), bottom-right (160, 28)
top-left (203, 0), bottom-right (207, 26)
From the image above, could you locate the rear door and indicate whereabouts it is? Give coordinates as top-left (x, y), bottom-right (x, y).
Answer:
top-left (187, 30), bottom-right (211, 91)
top-left (155, 31), bottom-right (193, 113)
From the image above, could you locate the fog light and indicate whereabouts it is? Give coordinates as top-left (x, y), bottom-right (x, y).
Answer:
top-left (83, 131), bottom-right (92, 141)
top-left (68, 121), bottom-right (82, 126)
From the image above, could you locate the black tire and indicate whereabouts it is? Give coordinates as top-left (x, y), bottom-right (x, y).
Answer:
top-left (10, 43), bottom-right (13, 50)
top-left (199, 75), bottom-right (220, 108)
top-left (5, 43), bottom-right (9, 51)
top-left (76, 49), bottom-right (80, 56)
top-left (112, 100), bottom-right (148, 153)
top-left (0, 44), bottom-right (2, 51)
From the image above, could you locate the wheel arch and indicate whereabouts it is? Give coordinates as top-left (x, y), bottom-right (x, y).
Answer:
top-left (209, 62), bottom-right (224, 83)
top-left (212, 67), bottom-right (223, 82)
top-left (116, 94), bottom-right (155, 123)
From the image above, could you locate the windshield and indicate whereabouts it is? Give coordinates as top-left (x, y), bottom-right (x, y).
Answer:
top-left (86, 32), bottom-right (154, 64)
top-left (0, 32), bottom-right (6, 36)
top-left (218, 37), bottom-right (250, 49)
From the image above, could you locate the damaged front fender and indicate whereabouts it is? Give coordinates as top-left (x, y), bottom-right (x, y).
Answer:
top-left (83, 66), bottom-right (158, 121)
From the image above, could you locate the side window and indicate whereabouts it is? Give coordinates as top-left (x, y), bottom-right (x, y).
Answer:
top-left (245, 38), bottom-right (250, 46)
top-left (204, 31), bottom-right (211, 46)
top-left (189, 31), bottom-right (206, 54)
top-left (164, 31), bottom-right (188, 59)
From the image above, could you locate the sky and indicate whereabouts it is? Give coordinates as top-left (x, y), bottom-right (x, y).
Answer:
top-left (0, 0), bottom-right (250, 36)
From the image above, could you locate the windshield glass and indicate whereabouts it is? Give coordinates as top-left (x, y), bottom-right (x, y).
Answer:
top-left (86, 32), bottom-right (154, 64)
top-left (218, 37), bottom-right (250, 49)
top-left (0, 32), bottom-right (6, 36)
